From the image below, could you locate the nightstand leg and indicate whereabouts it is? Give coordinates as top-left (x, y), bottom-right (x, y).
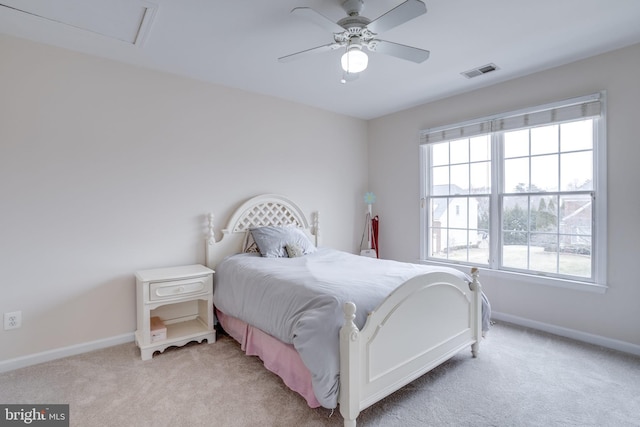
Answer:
top-left (141, 348), bottom-right (154, 361)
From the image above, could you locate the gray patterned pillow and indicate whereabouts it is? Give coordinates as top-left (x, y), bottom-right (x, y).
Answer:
top-left (244, 232), bottom-right (260, 253)
top-left (285, 243), bottom-right (304, 258)
top-left (250, 226), bottom-right (316, 258)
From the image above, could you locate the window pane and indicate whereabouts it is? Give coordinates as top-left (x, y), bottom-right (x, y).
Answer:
top-left (430, 198), bottom-right (447, 226)
top-left (431, 166), bottom-right (449, 193)
top-left (529, 234), bottom-right (558, 273)
top-left (502, 237), bottom-right (528, 269)
top-left (447, 230), bottom-right (469, 262)
top-left (470, 229), bottom-right (490, 265)
top-left (531, 195), bottom-right (558, 232)
top-left (428, 226), bottom-right (447, 259)
top-left (450, 164), bottom-right (469, 194)
top-left (502, 195), bottom-right (529, 239)
top-left (502, 194), bottom-right (529, 269)
top-left (429, 197), bottom-right (447, 258)
top-left (561, 151), bottom-right (592, 191)
top-left (561, 119), bottom-right (593, 152)
top-left (504, 158), bottom-right (529, 192)
top-left (470, 161), bottom-right (491, 192)
top-left (472, 195), bottom-right (491, 266)
top-left (531, 124), bottom-right (558, 155)
top-left (431, 142), bottom-right (449, 166)
top-left (476, 196), bottom-right (490, 232)
top-left (450, 138), bottom-right (469, 164)
top-left (448, 197), bottom-right (468, 226)
top-left (531, 154), bottom-right (558, 191)
top-left (559, 193), bottom-right (592, 278)
top-left (558, 236), bottom-right (591, 278)
top-left (560, 194), bottom-right (592, 238)
top-left (470, 135), bottom-right (491, 162)
top-left (559, 253), bottom-right (591, 278)
top-left (504, 129), bottom-right (529, 158)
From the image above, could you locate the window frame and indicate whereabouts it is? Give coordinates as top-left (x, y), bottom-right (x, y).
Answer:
top-left (419, 92), bottom-right (607, 293)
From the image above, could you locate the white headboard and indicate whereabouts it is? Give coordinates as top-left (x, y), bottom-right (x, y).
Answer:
top-left (206, 194), bottom-right (320, 268)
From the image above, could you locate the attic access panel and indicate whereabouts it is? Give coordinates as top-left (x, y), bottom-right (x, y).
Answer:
top-left (0, 0), bottom-right (156, 45)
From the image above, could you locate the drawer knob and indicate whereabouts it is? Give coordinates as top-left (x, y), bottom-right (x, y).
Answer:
top-left (177, 286), bottom-right (184, 293)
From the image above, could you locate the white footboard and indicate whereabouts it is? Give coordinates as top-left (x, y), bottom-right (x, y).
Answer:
top-left (339, 268), bottom-right (482, 427)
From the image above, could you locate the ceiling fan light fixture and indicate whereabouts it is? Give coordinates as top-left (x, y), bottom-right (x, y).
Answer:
top-left (341, 46), bottom-right (368, 73)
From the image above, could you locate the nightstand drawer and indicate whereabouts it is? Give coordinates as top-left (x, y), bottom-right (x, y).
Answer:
top-left (149, 276), bottom-right (211, 301)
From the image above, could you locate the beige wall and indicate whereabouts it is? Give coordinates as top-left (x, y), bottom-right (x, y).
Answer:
top-left (369, 43), bottom-right (640, 349)
top-left (0, 35), bottom-right (368, 362)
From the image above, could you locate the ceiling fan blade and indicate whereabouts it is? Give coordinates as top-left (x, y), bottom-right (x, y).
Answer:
top-left (367, 39), bottom-right (430, 63)
top-left (367, 0), bottom-right (427, 34)
top-left (291, 7), bottom-right (345, 33)
top-left (278, 43), bottom-right (342, 63)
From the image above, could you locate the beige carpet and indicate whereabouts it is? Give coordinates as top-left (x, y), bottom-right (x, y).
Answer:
top-left (1, 322), bottom-right (639, 427)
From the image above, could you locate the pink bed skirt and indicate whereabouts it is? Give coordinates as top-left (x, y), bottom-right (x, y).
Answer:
top-left (216, 309), bottom-right (321, 408)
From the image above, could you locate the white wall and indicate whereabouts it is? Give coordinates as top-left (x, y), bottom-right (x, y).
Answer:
top-left (0, 35), bottom-right (368, 362)
top-left (369, 43), bottom-right (640, 349)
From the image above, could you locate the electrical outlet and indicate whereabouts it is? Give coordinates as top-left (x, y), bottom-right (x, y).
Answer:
top-left (4, 311), bottom-right (22, 330)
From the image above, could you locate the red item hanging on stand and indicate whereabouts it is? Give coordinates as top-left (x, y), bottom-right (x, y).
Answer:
top-left (371, 215), bottom-right (379, 258)
top-left (360, 213), bottom-right (380, 258)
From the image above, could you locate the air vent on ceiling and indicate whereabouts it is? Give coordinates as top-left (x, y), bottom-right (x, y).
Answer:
top-left (461, 63), bottom-right (499, 79)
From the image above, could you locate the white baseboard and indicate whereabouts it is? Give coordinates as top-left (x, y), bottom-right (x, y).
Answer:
top-left (2, 313), bottom-right (639, 373)
top-left (492, 311), bottom-right (640, 357)
top-left (0, 332), bottom-right (135, 373)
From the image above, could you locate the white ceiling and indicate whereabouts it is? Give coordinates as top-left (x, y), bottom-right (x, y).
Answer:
top-left (2, 0), bottom-right (640, 120)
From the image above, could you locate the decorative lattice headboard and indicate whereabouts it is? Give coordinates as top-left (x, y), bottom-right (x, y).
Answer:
top-left (206, 194), bottom-right (319, 268)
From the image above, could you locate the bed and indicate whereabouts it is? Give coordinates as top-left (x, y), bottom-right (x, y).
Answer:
top-left (206, 194), bottom-right (488, 427)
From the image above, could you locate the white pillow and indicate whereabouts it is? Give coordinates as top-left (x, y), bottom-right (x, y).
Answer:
top-left (249, 226), bottom-right (316, 258)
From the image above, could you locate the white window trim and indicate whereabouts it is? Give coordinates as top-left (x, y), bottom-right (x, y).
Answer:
top-left (419, 92), bottom-right (608, 292)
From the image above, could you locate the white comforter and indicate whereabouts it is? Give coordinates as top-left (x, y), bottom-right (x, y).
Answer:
top-left (213, 247), bottom-right (489, 408)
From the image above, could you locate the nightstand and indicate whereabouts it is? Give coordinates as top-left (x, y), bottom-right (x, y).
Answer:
top-left (135, 264), bottom-right (215, 360)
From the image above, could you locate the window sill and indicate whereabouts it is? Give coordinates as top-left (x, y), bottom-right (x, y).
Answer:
top-left (419, 260), bottom-right (608, 294)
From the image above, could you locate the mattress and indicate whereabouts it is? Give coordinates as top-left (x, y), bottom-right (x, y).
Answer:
top-left (213, 247), bottom-right (490, 408)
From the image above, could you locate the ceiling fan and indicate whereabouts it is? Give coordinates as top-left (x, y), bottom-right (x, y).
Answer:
top-left (278, 0), bottom-right (430, 81)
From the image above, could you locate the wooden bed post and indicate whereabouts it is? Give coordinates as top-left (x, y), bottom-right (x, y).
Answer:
top-left (470, 267), bottom-right (482, 358)
top-left (340, 302), bottom-right (360, 427)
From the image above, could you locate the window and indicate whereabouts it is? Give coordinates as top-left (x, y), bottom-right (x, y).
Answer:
top-left (420, 93), bottom-right (606, 289)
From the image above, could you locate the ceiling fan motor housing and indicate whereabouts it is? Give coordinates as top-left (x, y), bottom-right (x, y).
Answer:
top-left (342, 0), bottom-right (365, 16)
top-left (338, 0), bottom-right (372, 37)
